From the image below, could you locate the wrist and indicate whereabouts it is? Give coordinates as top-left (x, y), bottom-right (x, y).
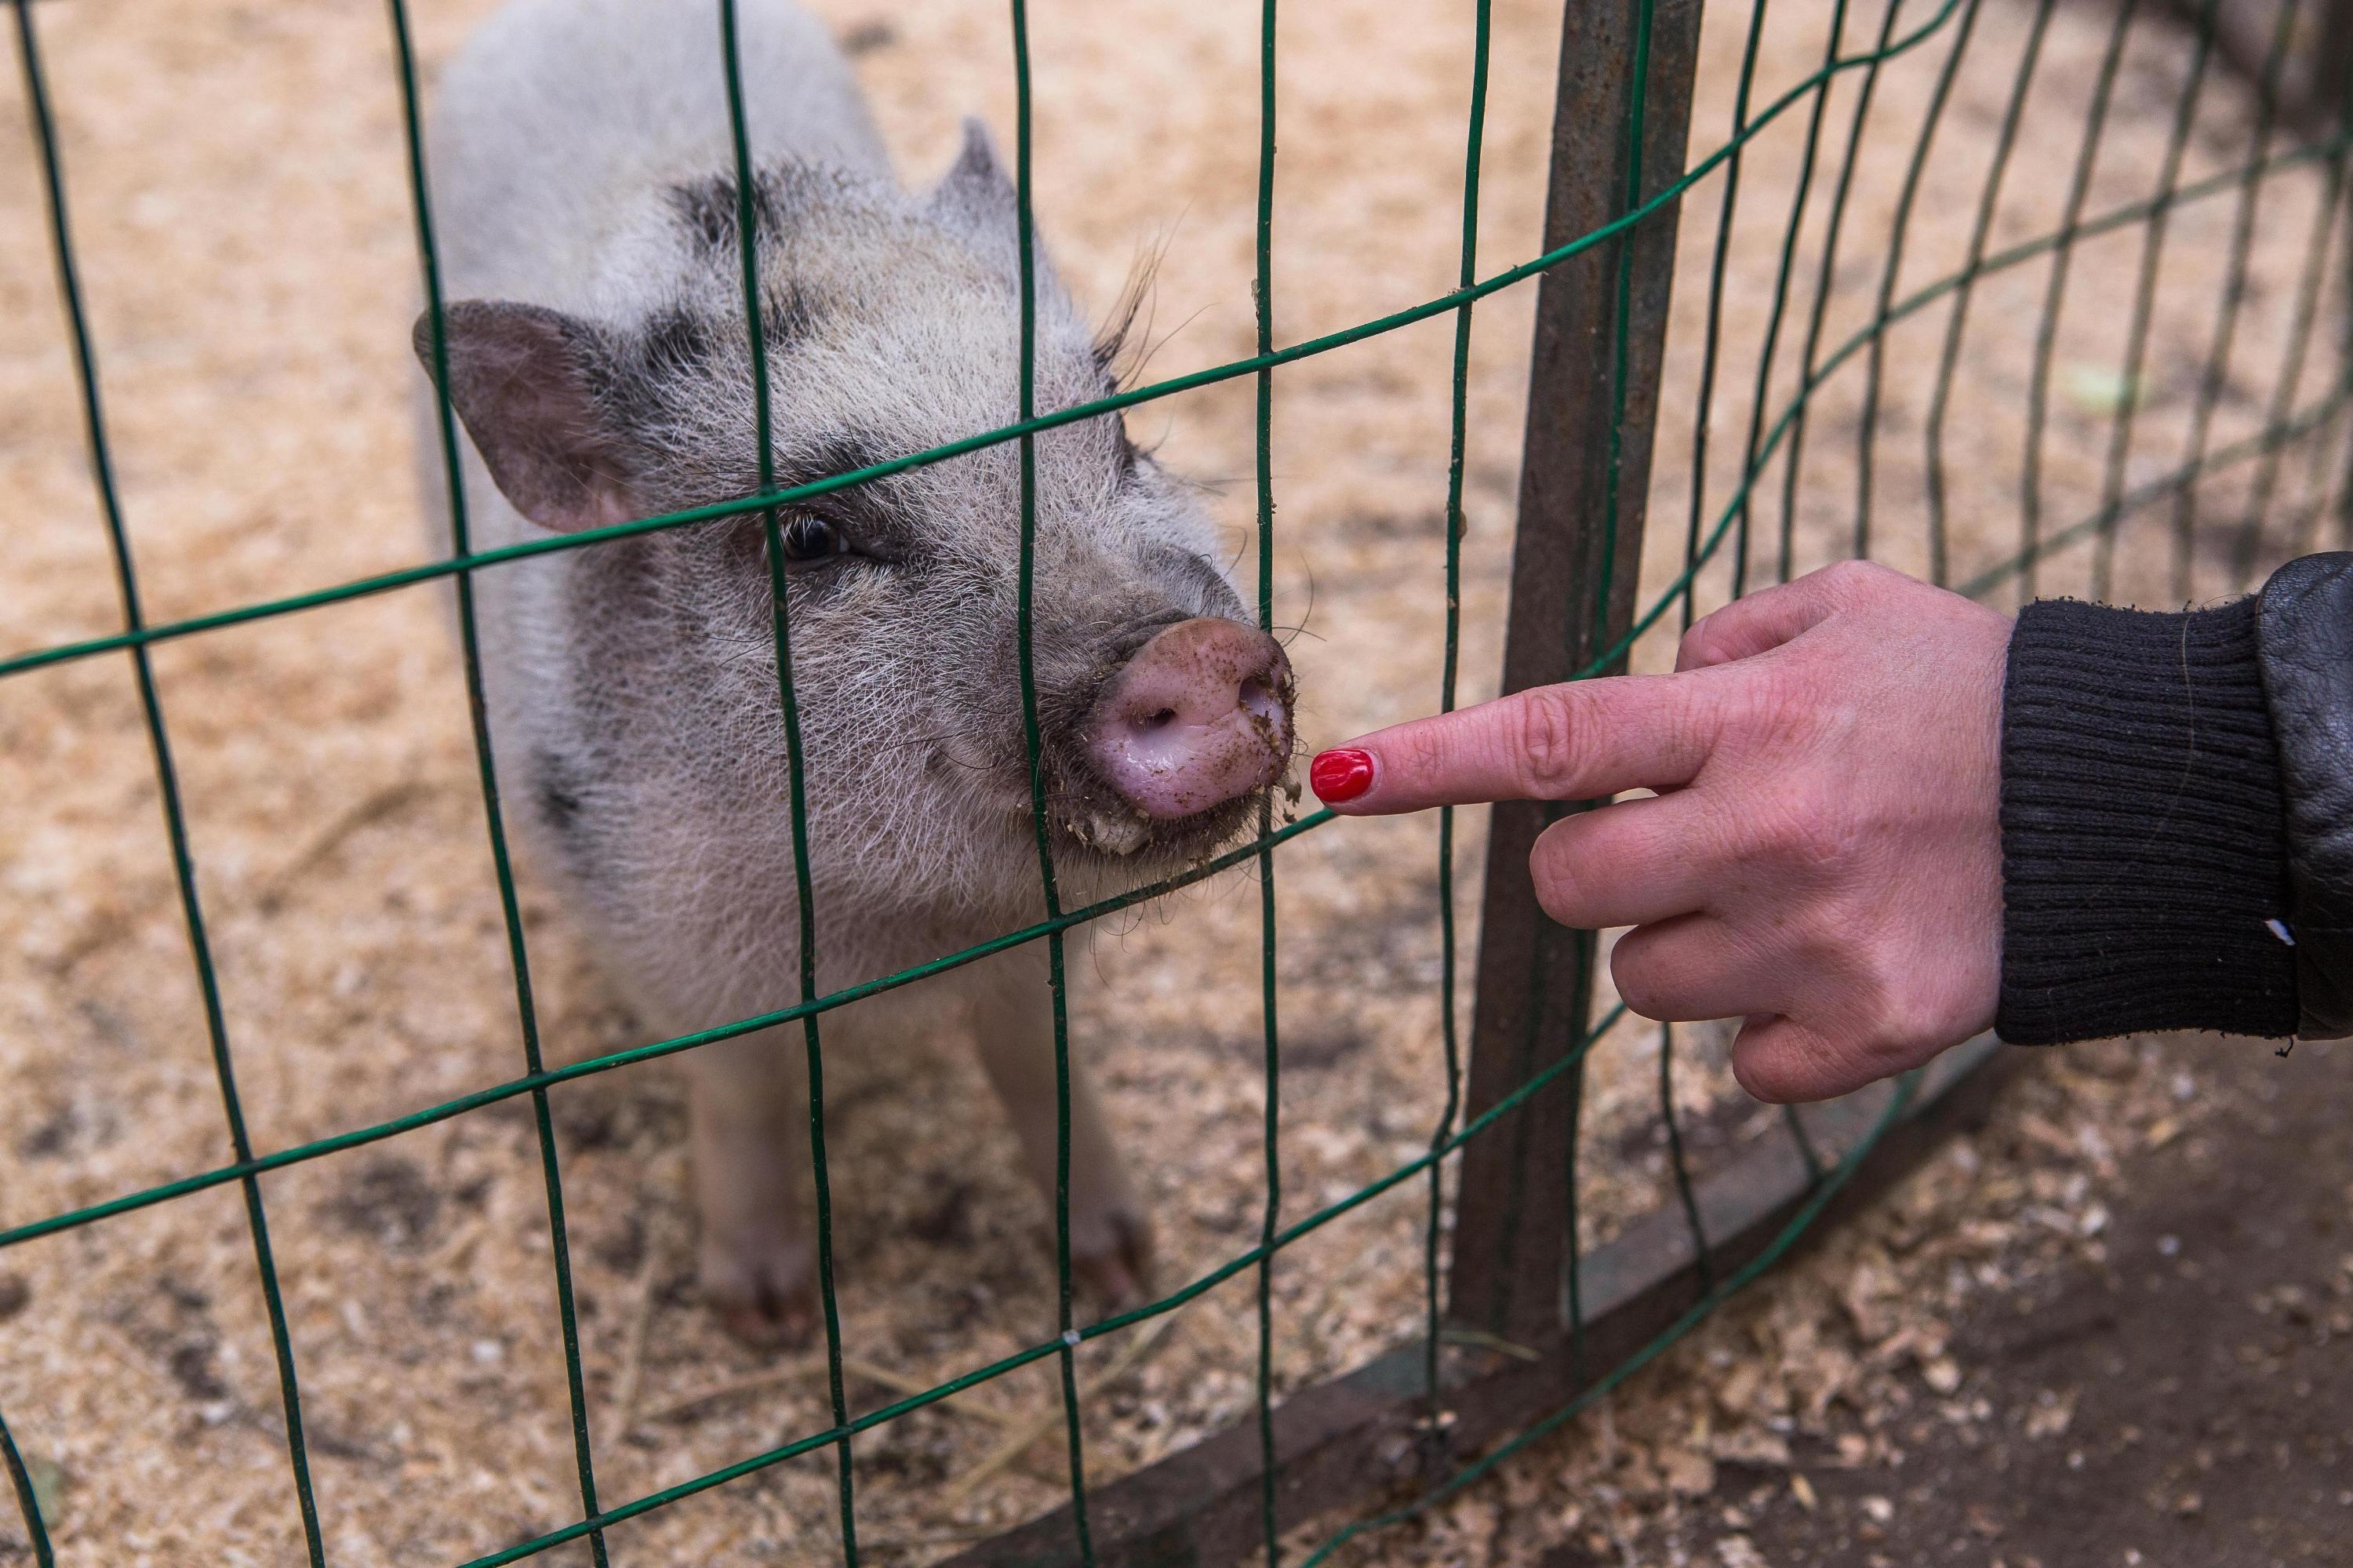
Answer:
top-left (1996, 592), bottom-right (2296, 1044)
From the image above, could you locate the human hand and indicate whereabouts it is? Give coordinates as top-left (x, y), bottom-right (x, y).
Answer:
top-left (1309, 561), bottom-right (2011, 1102)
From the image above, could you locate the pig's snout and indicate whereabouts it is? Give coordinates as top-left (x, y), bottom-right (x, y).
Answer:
top-left (1086, 618), bottom-right (1294, 821)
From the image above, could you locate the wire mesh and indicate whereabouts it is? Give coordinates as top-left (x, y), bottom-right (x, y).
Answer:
top-left (3, 0), bottom-right (2349, 1561)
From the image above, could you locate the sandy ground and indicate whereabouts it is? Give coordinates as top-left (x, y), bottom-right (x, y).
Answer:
top-left (0, 0), bottom-right (2345, 1562)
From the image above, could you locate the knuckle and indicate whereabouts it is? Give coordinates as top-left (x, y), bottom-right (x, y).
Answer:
top-left (1511, 687), bottom-right (1581, 796)
top-left (1730, 663), bottom-right (1809, 745)
top-left (1677, 616), bottom-right (1729, 671)
top-left (1815, 558), bottom-right (1889, 598)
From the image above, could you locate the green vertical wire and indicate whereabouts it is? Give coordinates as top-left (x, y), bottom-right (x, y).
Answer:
top-left (2308, 280), bottom-right (2353, 552)
top-left (1684, 0), bottom-right (1773, 626)
top-left (1734, 0), bottom-right (1854, 595)
top-left (1778, 0), bottom-right (1906, 579)
top-left (1424, 0), bottom-right (1491, 1430)
top-left (1572, 0), bottom-right (1659, 1368)
top-left (1655, 1026), bottom-right (1710, 1293)
top-left (1923, 0), bottom-right (2055, 588)
top-left (2290, 342), bottom-right (2353, 555)
top-left (1004, 5), bottom-right (1096, 1560)
top-left (7, 6), bottom-right (328, 1563)
top-left (384, 7), bottom-right (610, 1561)
top-left (715, 5), bottom-right (859, 1561)
top-left (1679, 0), bottom-right (1824, 1187)
top-left (1854, 0), bottom-right (1981, 559)
top-left (2091, 0), bottom-right (2221, 601)
top-left (2170, 0), bottom-right (2302, 598)
top-left (0, 1406), bottom-right (54, 1568)
top-left (1593, 0), bottom-right (1657, 630)
top-left (1251, 0), bottom-right (1283, 1559)
top-left (2020, 0), bottom-right (2137, 603)
top-left (2246, 126), bottom-right (2352, 570)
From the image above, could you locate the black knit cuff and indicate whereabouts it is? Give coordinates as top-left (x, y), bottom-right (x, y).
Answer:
top-left (1997, 593), bottom-right (2297, 1044)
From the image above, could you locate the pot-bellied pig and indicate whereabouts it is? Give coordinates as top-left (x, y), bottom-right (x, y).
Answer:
top-left (413, 0), bottom-right (1297, 1341)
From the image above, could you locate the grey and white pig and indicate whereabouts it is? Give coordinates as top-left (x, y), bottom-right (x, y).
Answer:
top-left (414, 0), bottom-right (1297, 1341)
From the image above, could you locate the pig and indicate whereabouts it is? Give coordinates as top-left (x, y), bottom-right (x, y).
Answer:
top-left (412, 0), bottom-right (1297, 1343)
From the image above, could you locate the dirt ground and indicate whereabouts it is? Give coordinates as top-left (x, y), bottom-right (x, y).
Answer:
top-left (1387, 1032), bottom-right (2353, 1568)
top-left (2, 0), bottom-right (2349, 1563)
top-left (1709, 1039), bottom-right (2353, 1568)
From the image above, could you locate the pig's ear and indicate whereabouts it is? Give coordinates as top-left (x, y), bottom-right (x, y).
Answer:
top-left (928, 117), bottom-right (1017, 229)
top-left (929, 118), bottom-right (1067, 291)
top-left (413, 301), bottom-right (638, 533)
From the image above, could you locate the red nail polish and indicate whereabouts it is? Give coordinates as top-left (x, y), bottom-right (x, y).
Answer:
top-left (1310, 748), bottom-right (1375, 803)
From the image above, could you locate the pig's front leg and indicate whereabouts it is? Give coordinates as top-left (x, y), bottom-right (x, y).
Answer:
top-left (967, 947), bottom-right (1156, 1310)
top-left (688, 1027), bottom-right (816, 1345)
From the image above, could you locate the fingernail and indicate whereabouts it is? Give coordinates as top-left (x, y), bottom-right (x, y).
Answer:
top-left (1309, 748), bottom-right (1375, 803)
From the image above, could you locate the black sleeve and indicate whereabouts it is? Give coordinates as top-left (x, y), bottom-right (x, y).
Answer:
top-left (2253, 552), bottom-right (2353, 1039)
top-left (1995, 589), bottom-right (2297, 1045)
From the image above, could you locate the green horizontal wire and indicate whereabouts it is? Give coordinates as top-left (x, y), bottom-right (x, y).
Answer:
top-left (1956, 381), bottom-right (2351, 599)
top-left (0, 1405), bottom-right (55, 1568)
top-left (0, 0), bottom-right (1977, 690)
top-left (8, 126), bottom-right (2335, 1267)
top-left (0, 809), bottom-right (1331, 1254)
top-left (446, 1003), bottom-right (1631, 1567)
top-left (9, 2), bottom-right (327, 1559)
top-left (384, 0), bottom-right (610, 1556)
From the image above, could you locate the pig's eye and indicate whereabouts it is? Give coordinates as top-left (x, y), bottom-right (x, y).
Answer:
top-left (776, 511), bottom-right (853, 565)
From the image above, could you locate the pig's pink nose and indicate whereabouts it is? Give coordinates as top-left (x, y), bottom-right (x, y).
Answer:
top-left (1086, 618), bottom-right (1295, 821)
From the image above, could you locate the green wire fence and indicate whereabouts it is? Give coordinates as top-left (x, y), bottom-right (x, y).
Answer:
top-left (5, 0), bottom-right (2351, 1561)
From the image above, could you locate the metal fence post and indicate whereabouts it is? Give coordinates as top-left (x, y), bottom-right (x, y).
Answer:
top-left (1449, 0), bottom-right (1704, 1346)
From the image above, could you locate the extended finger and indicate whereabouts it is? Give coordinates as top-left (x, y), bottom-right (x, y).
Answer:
top-left (1310, 673), bottom-right (1721, 814)
top-left (1606, 914), bottom-right (1781, 1024)
top-left (1529, 795), bottom-right (1716, 930)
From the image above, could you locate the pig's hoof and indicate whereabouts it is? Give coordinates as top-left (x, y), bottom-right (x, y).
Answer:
top-left (701, 1242), bottom-right (816, 1348)
top-left (1072, 1210), bottom-right (1158, 1312)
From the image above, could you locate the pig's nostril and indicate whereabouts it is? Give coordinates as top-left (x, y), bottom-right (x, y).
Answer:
top-left (1140, 708), bottom-right (1178, 730)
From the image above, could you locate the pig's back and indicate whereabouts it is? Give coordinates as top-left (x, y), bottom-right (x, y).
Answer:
top-left (427, 0), bottom-right (891, 309)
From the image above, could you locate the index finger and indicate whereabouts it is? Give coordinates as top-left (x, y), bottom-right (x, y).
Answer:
top-left (1310, 671), bottom-right (1720, 814)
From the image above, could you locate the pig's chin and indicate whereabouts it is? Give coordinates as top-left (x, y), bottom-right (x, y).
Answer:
top-left (1049, 788), bottom-right (1270, 875)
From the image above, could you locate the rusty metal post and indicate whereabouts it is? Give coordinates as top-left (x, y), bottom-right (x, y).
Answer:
top-left (1448, 0), bottom-right (1704, 1345)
